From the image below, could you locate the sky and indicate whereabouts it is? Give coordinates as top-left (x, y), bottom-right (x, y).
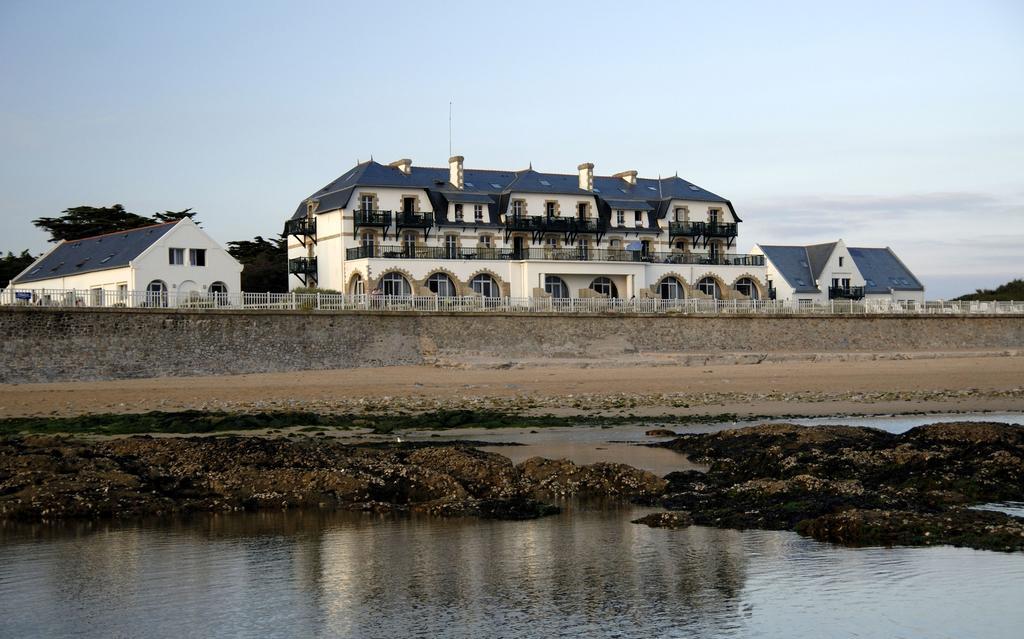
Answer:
top-left (1, 0), bottom-right (1021, 298)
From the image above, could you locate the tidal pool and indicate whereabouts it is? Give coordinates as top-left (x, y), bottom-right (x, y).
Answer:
top-left (2, 503), bottom-right (1022, 638)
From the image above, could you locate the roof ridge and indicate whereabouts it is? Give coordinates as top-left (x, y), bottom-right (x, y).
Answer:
top-left (62, 220), bottom-right (178, 243)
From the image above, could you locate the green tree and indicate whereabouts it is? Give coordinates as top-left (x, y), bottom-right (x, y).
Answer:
top-left (954, 279), bottom-right (1024, 301)
top-left (32, 205), bottom-right (157, 243)
top-left (0, 250), bottom-right (36, 288)
top-left (227, 235), bottom-right (288, 293)
top-left (153, 208), bottom-right (199, 224)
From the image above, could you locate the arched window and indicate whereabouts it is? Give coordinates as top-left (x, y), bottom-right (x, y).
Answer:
top-left (349, 274), bottom-right (365, 296)
top-left (659, 276), bottom-right (685, 300)
top-left (380, 272), bottom-right (411, 296)
top-left (734, 277), bottom-right (759, 300)
top-left (426, 272), bottom-right (456, 297)
top-left (545, 275), bottom-right (569, 299)
top-left (470, 274), bottom-right (499, 298)
top-left (589, 277), bottom-right (618, 298)
top-left (697, 276), bottom-right (719, 299)
top-left (146, 280), bottom-right (168, 307)
top-left (208, 281), bottom-right (228, 305)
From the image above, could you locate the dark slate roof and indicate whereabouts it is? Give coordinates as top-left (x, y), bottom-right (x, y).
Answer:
top-left (759, 245), bottom-right (820, 293)
top-left (290, 160), bottom-right (738, 222)
top-left (603, 198), bottom-right (654, 211)
top-left (13, 223), bottom-right (176, 284)
top-left (440, 191), bottom-right (495, 204)
top-left (805, 242), bottom-right (838, 280)
top-left (848, 247), bottom-right (924, 293)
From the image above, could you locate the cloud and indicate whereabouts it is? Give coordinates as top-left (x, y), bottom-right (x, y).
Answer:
top-left (741, 191), bottom-right (1024, 292)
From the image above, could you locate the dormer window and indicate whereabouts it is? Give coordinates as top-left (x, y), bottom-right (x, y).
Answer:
top-left (634, 211), bottom-right (643, 227)
top-left (616, 210), bottom-right (624, 225)
top-left (455, 203), bottom-right (464, 222)
top-left (474, 204), bottom-right (484, 222)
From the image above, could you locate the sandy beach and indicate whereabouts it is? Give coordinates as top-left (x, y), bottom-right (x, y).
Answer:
top-left (1, 355), bottom-right (1021, 419)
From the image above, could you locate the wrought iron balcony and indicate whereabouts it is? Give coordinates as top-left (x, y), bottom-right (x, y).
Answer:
top-left (668, 221), bottom-right (705, 239)
top-left (284, 217), bottom-right (316, 238)
top-left (346, 244), bottom-right (765, 266)
top-left (395, 211), bottom-right (434, 228)
top-left (288, 257), bottom-right (318, 274)
top-left (828, 286), bottom-right (865, 300)
top-left (706, 222), bottom-right (738, 238)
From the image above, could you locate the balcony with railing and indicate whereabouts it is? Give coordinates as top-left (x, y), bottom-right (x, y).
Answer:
top-left (353, 209), bottom-right (393, 238)
top-left (287, 256), bottom-right (318, 286)
top-left (394, 211), bottom-right (434, 228)
top-left (828, 286), bottom-right (865, 300)
top-left (284, 217), bottom-right (317, 239)
top-left (668, 221), bottom-right (705, 239)
top-left (346, 244), bottom-right (765, 266)
top-left (706, 222), bottom-right (738, 238)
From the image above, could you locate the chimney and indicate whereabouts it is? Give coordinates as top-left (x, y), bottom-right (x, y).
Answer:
top-left (449, 155), bottom-right (464, 189)
top-left (613, 170), bottom-right (638, 186)
top-left (388, 158), bottom-right (412, 175)
top-left (577, 162), bottom-right (594, 191)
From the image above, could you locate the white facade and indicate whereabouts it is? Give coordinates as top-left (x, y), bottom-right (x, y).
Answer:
top-left (286, 159), bottom-right (768, 302)
top-left (11, 219), bottom-right (242, 306)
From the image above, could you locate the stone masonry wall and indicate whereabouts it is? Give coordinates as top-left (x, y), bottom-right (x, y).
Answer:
top-left (0, 308), bottom-right (1021, 383)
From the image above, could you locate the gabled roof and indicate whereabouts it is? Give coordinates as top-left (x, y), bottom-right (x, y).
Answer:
top-left (805, 242), bottom-right (838, 280)
top-left (13, 222), bottom-right (177, 284)
top-left (758, 245), bottom-right (820, 293)
top-left (848, 247), bottom-right (924, 293)
top-left (290, 160), bottom-right (738, 222)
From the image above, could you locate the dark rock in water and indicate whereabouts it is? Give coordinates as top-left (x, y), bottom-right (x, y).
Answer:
top-left (652, 422), bottom-right (1024, 552)
top-left (631, 511), bottom-right (693, 529)
top-left (796, 508), bottom-right (1024, 553)
top-left (476, 497), bottom-right (561, 520)
top-left (0, 435), bottom-right (657, 523)
top-left (644, 429), bottom-right (678, 437)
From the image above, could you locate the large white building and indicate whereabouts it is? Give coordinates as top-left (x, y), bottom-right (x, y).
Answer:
top-left (10, 218), bottom-right (242, 306)
top-left (285, 157), bottom-right (769, 301)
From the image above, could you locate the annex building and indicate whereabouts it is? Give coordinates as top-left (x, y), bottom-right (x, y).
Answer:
top-left (10, 218), bottom-right (242, 306)
top-left (285, 157), bottom-right (924, 304)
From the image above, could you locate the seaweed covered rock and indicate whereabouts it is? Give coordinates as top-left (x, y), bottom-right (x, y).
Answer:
top-left (516, 457), bottom-right (667, 498)
top-left (640, 422), bottom-right (1024, 552)
top-left (0, 435), bottom-right (660, 523)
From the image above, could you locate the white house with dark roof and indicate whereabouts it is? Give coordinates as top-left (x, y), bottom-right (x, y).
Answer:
top-left (753, 240), bottom-right (924, 304)
top-left (9, 218), bottom-right (241, 306)
top-left (284, 157), bottom-right (768, 301)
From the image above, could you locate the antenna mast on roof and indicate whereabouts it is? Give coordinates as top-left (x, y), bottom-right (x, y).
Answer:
top-left (658, 174), bottom-right (662, 198)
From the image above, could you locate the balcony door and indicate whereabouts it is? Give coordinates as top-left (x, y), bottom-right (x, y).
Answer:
top-left (577, 203), bottom-right (587, 221)
top-left (403, 197), bottom-right (415, 214)
top-left (513, 236), bottom-right (525, 259)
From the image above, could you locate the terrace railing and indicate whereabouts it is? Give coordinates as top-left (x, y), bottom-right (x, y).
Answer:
top-left (345, 244), bottom-right (765, 265)
top-left (3, 287), bottom-right (1022, 316)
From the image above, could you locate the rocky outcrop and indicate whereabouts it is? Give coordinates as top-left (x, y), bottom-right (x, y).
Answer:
top-left (0, 435), bottom-right (666, 522)
top-left (637, 422), bottom-right (1024, 551)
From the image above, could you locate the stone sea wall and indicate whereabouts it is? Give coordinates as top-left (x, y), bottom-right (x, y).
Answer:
top-left (0, 307), bottom-right (1022, 383)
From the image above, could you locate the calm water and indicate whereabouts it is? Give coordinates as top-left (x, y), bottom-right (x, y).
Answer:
top-left (2, 504), bottom-right (1023, 639)
top-left (3, 412), bottom-right (1023, 638)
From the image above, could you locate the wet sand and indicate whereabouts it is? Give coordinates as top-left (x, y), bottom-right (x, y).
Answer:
top-left (1, 355), bottom-right (1021, 418)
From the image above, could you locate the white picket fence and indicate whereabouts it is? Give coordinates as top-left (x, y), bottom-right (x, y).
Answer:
top-left (1, 287), bottom-right (1022, 315)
